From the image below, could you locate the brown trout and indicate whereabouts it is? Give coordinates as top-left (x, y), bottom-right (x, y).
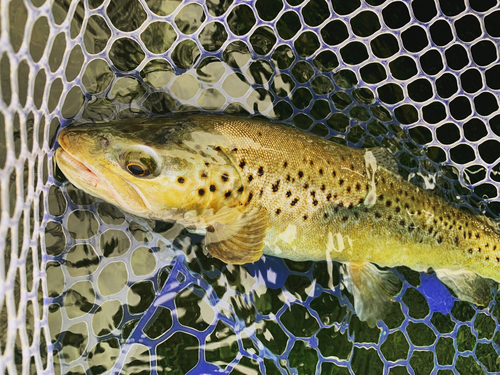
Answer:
top-left (56, 115), bottom-right (497, 325)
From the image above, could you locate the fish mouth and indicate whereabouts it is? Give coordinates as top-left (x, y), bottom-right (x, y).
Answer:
top-left (56, 130), bottom-right (148, 213)
top-left (55, 147), bottom-right (110, 196)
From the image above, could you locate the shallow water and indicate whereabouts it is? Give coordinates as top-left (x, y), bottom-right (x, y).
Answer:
top-left (3, 0), bottom-right (500, 374)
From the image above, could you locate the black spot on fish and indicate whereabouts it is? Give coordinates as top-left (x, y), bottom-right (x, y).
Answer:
top-left (313, 200), bottom-right (318, 206)
top-left (210, 185), bottom-right (216, 192)
top-left (258, 166), bottom-right (264, 176)
top-left (291, 198), bottom-right (299, 206)
top-left (486, 243), bottom-right (489, 247)
top-left (334, 206), bottom-right (339, 213)
top-left (348, 203), bottom-right (353, 210)
top-left (260, 189), bottom-right (264, 197)
top-left (310, 160), bottom-right (314, 166)
top-left (286, 175), bottom-right (291, 182)
top-left (378, 194), bottom-right (384, 201)
top-left (387, 215), bottom-right (392, 220)
top-left (437, 236), bottom-right (443, 244)
top-left (286, 190), bottom-right (292, 198)
top-left (342, 216), bottom-right (348, 221)
top-left (404, 203), bottom-right (409, 209)
top-left (326, 193), bottom-right (332, 201)
top-left (207, 225), bottom-right (215, 233)
top-left (298, 171), bottom-right (304, 178)
top-left (395, 207), bottom-right (401, 213)
top-left (310, 191), bottom-right (316, 197)
top-left (319, 169), bottom-right (323, 175)
top-left (248, 175), bottom-right (253, 182)
top-left (486, 256), bottom-right (490, 261)
top-left (272, 180), bottom-right (280, 192)
top-left (221, 173), bottom-right (229, 182)
top-left (356, 183), bottom-right (361, 191)
top-left (332, 170), bottom-right (336, 177)
top-left (359, 198), bottom-right (364, 205)
top-left (215, 146), bottom-right (222, 151)
top-left (496, 257), bottom-right (499, 262)
top-left (399, 220), bottom-right (405, 226)
top-left (247, 193), bottom-right (253, 204)
top-left (201, 171), bottom-right (208, 178)
top-left (417, 210), bottom-right (421, 215)
top-left (455, 237), bottom-right (459, 245)
top-left (258, 132), bottom-right (262, 136)
top-left (475, 233), bottom-right (480, 239)
top-left (303, 183), bottom-right (309, 189)
top-left (468, 248), bottom-right (473, 254)
top-left (232, 147), bottom-right (238, 152)
top-left (177, 177), bottom-right (185, 184)
top-left (375, 212), bottom-right (382, 218)
top-left (346, 187), bottom-right (351, 193)
top-left (386, 200), bottom-right (392, 207)
top-left (321, 184), bottom-right (326, 191)
top-left (205, 162), bottom-right (210, 167)
top-left (338, 202), bottom-right (344, 208)
top-left (198, 189), bottom-right (205, 196)
top-left (283, 161), bottom-right (288, 168)
top-left (276, 208), bottom-right (281, 215)
top-left (333, 193), bottom-right (338, 199)
top-left (303, 215), bottom-right (308, 220)
top-left (225, 191), bottom-right (232, 198)
top-left (324, 212), bottom-right (329, 219)
top-left (339, 179), bottom-right (344, 186)
top-left (237, 186), bottom-right (244, 193)
top-left (408, 223), bottom-right (415, 232)
top-left (239, 160), bottom-right (246, 169)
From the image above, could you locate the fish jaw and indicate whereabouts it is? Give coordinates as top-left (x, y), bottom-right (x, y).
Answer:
top-left (56, 129), bottom-right (150, 215)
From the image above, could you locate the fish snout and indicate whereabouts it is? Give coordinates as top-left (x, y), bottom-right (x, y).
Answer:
top-left (58, 128), bottom-right (80, 150)
top-left (98, 136), bottom-right (110, 149)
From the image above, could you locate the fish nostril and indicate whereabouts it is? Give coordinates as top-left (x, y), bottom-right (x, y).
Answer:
top-left (99, 137), bottom-right (110, 148)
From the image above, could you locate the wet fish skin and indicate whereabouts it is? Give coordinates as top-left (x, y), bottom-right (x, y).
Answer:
top-left (56, 115), bottom-right (498, 324)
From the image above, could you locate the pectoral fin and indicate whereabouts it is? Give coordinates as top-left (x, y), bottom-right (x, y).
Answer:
top-left (342, 262), bottom-right (402, 327)
top-left (435, 269), bottom-right (493, 306)
top-left (204, 207), bottom-right (269, 265)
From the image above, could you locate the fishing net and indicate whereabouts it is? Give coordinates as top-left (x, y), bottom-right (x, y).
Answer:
top-left (2, 0), bottom-right (500, 373)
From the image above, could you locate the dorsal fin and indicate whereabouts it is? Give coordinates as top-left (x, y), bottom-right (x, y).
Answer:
top-left (204, 207), bottom-right (269, 264)
top-left (369, 147), bottom-right (399, 175)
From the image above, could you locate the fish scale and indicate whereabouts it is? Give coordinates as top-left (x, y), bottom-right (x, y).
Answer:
top-left (56, 115), bottom-right (500, 324)
top-left (207, 117), bottom-right (500, 277)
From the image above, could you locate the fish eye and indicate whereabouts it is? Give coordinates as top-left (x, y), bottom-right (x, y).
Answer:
top-left (126, 162), bottom-right (150, 177)
top-left (121, 146), bottom-right (162, 178)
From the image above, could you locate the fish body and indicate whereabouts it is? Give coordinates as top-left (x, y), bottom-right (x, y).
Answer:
top-left (56, 115), bottom-right (498, 325)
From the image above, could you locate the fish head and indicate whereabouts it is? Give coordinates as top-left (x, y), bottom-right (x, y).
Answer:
top-left (56, 117), bottom-right (243, 223)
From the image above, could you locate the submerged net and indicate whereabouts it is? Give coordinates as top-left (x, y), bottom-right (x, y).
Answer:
top-left (2, 0), bottom-right (500, 373)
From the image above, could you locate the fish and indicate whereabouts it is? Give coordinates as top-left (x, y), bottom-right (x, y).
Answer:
top-left (56, 115), bottom-right (498, 326)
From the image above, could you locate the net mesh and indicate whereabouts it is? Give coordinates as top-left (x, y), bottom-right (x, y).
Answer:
top-left (2, 0), bottom-right (500, 373)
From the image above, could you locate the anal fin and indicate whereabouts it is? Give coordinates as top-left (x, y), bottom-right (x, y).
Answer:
top-left (435, 269), bottom-right (493, 306)
top-left (342, 262), bottom-right (402, 327)
top-left (204, 207), bottom-right (269, 265)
